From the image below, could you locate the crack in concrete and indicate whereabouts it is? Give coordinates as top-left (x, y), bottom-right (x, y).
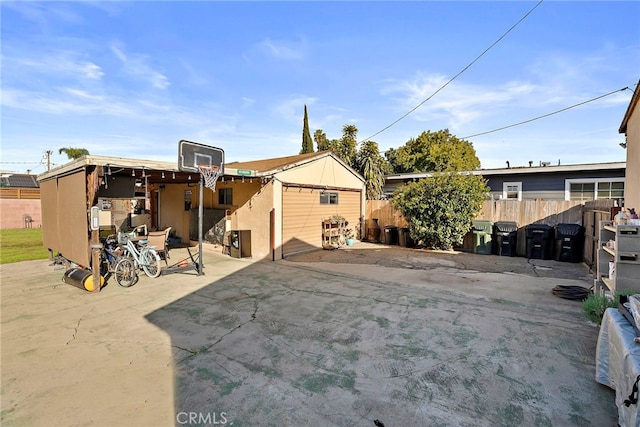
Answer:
top-left (175, 298), bottom-right (260, 364)
top-left (526, 258), bottom-right (540, 277)
top-left (66, 306), bottom-right (95, 345)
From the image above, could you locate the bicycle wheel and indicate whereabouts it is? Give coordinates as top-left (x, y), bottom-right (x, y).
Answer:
top-left (141, 248), bottom-right (162, 278)
top-left (114, 258), bottom-right (138, 288)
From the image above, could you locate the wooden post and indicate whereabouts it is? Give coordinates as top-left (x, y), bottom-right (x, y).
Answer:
top-left (91, 230), bottom-right (101, 292)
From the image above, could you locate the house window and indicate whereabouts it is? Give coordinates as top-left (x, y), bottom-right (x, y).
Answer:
top-left (569, 183), bottom-right (595, 201)
top-left (502, 182), bottom-right (522, 201)
top-left (320, 191), bottom-right (339, 205)
top-left (566, 179), bottom-right (625, 201)
top-left (597, 181), bottom-right (624, 199)
top-left (218, 188), bottom-right (233, 205)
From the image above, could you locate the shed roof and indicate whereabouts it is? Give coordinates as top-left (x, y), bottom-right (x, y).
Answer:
top-left (37, 151), bottom-right (365, 183)
top-left (226, 151), bottom-right (363, 182)
top-left (226, 152), bottom-right (322, 173)
top-left (386, 161), bottom-right (626, 181)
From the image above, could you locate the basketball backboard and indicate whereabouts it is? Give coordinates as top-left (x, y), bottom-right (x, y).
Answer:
top-left (178, 140), bottom-right (224, 173)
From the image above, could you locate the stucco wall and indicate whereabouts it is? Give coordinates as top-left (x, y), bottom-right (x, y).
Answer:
top-left (0, 199), bottom-right (42, 229)
top-left (276, 156), bottom-right (364, 189)
top-left (230, 181), bottom-right (275, 260)
top-left (157, 183), bottom-right (194, 243)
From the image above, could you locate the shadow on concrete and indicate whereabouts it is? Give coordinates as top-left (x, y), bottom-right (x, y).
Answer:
top-left (144, 242), bottom-right (615, 426)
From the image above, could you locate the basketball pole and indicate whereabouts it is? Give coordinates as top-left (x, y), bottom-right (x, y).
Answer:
top-left (198, 174), bottom-right (204, 275)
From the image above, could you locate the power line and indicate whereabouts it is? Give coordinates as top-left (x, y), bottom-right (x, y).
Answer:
top-left (359, 0), bottom-right (544, 143)
top-left (0, 161), bottom-right (44, 165)
top-left (461, 86), bottom-right (631, 139)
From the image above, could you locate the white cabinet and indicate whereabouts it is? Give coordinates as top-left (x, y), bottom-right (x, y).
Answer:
top-left (597, 221), bottom-right (640, 294)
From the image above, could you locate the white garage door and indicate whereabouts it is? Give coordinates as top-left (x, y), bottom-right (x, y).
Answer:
top-left (282, 186), bottom-right (361, 257)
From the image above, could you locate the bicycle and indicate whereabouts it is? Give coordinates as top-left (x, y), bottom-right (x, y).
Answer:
top-left (101, 235), bottom-right (138, 287)
top-left (118, 232), bottom-right (162, 278)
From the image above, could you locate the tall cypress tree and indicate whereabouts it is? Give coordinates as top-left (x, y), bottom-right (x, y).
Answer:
top-left (300, 105), bottom-right (314, 154)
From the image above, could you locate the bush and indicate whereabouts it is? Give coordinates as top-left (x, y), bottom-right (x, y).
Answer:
top-left (583, 290), bottom-right (637, 324)
top-left (391, 173), bottom-right (489, 250)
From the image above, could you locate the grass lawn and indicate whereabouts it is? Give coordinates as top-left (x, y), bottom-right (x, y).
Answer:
top-left (0, 228), bottom-right (50, 264)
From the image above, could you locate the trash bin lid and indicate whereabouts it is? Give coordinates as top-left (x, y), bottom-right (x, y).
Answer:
top-left (494, 221), bottom-right (518, 233)
top-left (554, 223), bottom-right (584, 238)
top-left (526, 223), bottom-right (551, 237)
top-left (384, 225), bottom-right (398, 230)
top-left (472, 220), bottom-right (492, 232)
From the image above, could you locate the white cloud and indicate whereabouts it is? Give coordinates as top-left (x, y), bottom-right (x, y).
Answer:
top-left (381, 73), bottom-right (540, 129)
top-left (273, 96), bottom-right (317, 122)
top-left (3, 52), bottom-right (104, 80)
top-left (261, 39), bottom-right (303, 59)
top-left (110, 44), bottom-right (170, 90)
top-left (249, 36), bottom-right (308, 61)
top-left (241, 97), bottom-right (256, 107)
top-left (61, 87), bottom-right (104, 101)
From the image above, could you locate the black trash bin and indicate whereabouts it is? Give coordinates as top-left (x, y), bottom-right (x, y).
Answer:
top-left (554, 224), bottom-right (584, 263)
top-left (525, 224), bottom-right (553, 260)
top-left (493, 221), bottom-right (518, 257)
top-left (398, 227), bottom-right (415, 248)
top-left (383, 226), bottom-right (399, 245)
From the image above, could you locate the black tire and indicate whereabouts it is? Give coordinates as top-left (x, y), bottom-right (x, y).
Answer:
top-left (141, 249), bottom-right (161, 278)
top-left (115, 258), bottom-right (137, 288)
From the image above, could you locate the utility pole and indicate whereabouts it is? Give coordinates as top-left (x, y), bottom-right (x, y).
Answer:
top-left (44, 150), bottom-right (53, 171)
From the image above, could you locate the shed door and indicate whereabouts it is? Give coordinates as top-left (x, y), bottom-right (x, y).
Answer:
top-left (282, 186), bottom-right (361, 257)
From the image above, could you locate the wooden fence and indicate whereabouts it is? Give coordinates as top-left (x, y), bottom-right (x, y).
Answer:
top-left (0, 188), bottom-right (41, 199)
top-left (366, 199), bottom-right (584, 229)
top-left (582, 200), bottom-right (617, 269)
top-left (365, 199), bottom-right (595, 258)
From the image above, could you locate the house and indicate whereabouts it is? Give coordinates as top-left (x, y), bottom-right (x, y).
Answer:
top-left (384, 161), bottom-right (626, 202)
top-left (36, 151), bottom-right (365, 273)
top-left (619, 80), bottom-right (639, 211)
top-left (0, 173), bottom-right (41, 229)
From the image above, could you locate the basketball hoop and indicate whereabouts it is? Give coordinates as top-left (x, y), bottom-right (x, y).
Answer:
top-left (198, 165), bottom-right (222, 191)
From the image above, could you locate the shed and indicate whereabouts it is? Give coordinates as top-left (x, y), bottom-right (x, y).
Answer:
top-left (37, 151), bottom-right (365, 277)
top-left (224, 151), bottom-right (366, 259)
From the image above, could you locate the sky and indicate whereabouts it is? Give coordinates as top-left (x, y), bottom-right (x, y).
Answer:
top-left (1, 1), bottom-right (639, 175)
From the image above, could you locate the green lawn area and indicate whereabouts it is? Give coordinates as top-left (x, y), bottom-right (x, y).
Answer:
top-left (0, 228), bottom-right (50, 264)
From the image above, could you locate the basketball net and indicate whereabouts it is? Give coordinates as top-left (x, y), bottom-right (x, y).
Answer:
top-left (198, 165), bottom-right (222, 191)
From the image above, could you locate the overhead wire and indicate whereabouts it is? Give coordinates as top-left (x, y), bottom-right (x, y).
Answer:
top-left (359, 0), bottom-right (544, 144)
top-left (461, 85), bottom-right (633, 139)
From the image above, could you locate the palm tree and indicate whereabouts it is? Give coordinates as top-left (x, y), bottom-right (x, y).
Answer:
top-left (58, 147), bottom-right (90, 160)
top-left (356, 140), bottom-right (388, 200)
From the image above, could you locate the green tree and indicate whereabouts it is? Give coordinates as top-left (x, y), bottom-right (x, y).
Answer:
top-left (385, 129), bottom-right (480, 173)
top-left (314, 129), bottom-right (331, 152)
top-left (300, 105), bottom-right (314, 154)
top-left (333, 124), bottom-right (358, 167)
top-left (392, 173), bottom-right (489, 250)
top-left (355, 140), bottom-right (390, 200)
top-left (58, 147), bottom-right (90, 159)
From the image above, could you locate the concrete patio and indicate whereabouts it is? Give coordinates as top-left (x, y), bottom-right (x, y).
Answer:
top-left (1, 242), bottom-right (616, 426)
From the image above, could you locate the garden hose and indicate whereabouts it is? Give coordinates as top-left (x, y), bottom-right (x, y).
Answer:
top-left (551, 285), bottom-right (593, 301)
